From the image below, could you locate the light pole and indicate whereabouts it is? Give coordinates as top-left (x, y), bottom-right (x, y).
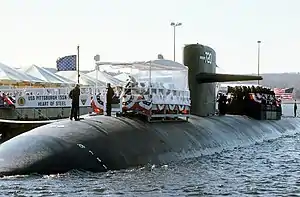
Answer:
top-left (170, 22), bottom-right (182, 61)
top-left (257, 40), bottom-right (261, 85)
top-left (94, 54), bottom-right (100, 95)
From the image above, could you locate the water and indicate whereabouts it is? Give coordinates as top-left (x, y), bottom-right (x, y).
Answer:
top-left (1, 133), bottom-right (300, 196)
top-left (0, 104), bottom-right (300, 196)
top-left (282, 103), bottom-right (298, 117)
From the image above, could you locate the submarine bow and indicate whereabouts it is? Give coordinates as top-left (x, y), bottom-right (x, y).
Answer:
top-left (0, 43), bottom-right (299, 176)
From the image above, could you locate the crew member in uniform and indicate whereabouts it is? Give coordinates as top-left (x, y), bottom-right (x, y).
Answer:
top-left (217, 93), bottom-right (227, 115)
top-left (106, 83), bottom-right (114, 116)
top-left (294, 100), bottom-right (297, 117)
top-left (69, 84), bottom-right (80, 120)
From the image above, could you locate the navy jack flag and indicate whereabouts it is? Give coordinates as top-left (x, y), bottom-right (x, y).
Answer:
top-left (56, 55), bottom-right (77, 71)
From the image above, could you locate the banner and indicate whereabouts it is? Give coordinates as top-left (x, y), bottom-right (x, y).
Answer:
top-left (15, 94), bottom-right (91, 108)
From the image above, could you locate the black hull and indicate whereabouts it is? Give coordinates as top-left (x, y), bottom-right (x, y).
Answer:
top-left (0, 115), bottom-right (299, 176)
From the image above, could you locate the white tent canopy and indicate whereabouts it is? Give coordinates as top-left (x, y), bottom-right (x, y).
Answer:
top-left (101, 59), bottom-right (188, 90)
top-left (42, 67), bottom-right (57, 74)
top-left (97, 59), bottom-right (187, 71)
top-left (86, 70), bottom-right (123, 86)
top-left (149, 59), bottom-right (187, 70)
top-left (23, 65), bottom-right (75, 85)
top-left (56, 71), bottom-right (106, 87)
top-left (113, 73), bottom-right (131, 82)
top-left (0, 62), bottom-right (45, 83)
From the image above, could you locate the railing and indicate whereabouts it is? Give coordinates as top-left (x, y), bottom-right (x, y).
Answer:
top-left (120, 87), bottom-right (190, 105)
top-left (0, 87), bottom-right (105, 97)
top-left (1, 86), bottom-right (191, 121)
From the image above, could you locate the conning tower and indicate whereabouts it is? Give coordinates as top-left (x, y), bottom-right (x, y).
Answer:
top-left (184, 44), bottom-right (216, 116)
top-left (184, 44), bottom-right (262, 117)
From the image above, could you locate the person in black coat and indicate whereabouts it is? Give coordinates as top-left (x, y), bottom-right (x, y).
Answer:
top-left (106, 83), bottom-right (114, 116)
top-left (69, 84), bottom-right (80, 120)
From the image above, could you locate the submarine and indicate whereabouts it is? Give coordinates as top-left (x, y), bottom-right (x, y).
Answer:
top-left (0, 44), bottom-right (299, 176)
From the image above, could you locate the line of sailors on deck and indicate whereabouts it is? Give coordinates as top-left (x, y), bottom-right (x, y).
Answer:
top-left (217, 86), bottom-right (281, 115)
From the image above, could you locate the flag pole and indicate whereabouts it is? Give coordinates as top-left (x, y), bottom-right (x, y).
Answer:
top-left (77, 45), bottom-right (80, 120)
top-left (77, 45), bottom-right (80, 84)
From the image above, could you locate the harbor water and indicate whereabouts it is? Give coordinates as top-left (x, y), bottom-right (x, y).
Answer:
top-left (0, 104), bottom-right (300, 197)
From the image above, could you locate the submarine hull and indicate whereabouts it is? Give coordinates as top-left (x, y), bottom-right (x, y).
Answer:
top-left (0, 115), bottom-right (299, 176)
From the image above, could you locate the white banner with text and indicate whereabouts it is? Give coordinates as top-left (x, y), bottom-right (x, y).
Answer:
top-left (15, 94), bottom-right (91, 108)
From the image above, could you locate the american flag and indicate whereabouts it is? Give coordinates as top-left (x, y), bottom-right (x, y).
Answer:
top-left (273, 87), bottom-right (294, 100)
top-left (56, 55), bottom-right (77, 71)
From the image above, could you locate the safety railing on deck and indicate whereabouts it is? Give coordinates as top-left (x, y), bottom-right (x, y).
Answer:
top-left (120, 87), bottom-right (190, 105)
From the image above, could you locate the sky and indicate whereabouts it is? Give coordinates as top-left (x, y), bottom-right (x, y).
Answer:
top-left (0, 0), bottom-right (299, 74)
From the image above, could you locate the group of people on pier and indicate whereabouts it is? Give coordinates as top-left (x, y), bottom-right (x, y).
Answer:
top-left (217, 85), bottom-right (282, 118)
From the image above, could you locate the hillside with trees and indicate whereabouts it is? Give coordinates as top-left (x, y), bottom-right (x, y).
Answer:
top-left (225, 73), bottom-right (300, 98)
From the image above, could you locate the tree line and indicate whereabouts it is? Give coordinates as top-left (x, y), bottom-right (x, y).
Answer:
top-left (225, 73), bottom-right (300, 98)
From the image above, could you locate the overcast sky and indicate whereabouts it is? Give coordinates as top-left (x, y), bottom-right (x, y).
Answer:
top-left (0, 0), bottom-right (299, 74)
